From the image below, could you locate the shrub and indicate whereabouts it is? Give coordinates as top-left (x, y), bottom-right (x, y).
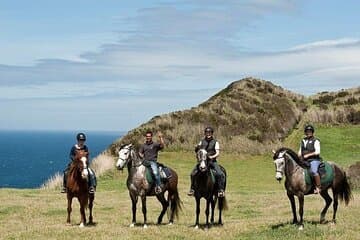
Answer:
top-left (336, 91), bottom-right (349, 98)
top-left (348, 162), bottom-right (360, 189)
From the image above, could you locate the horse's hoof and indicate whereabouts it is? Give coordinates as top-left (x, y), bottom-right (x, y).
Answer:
top-left (168, 222), bottom-right (173, 226)
top-left (66, 222), bottom-right (71, 226)
top-left (194, 225), bottom-right (199, 229)
top-left (298, 225), bottom-right (304, 231)
top-left (129, 223), bottom-right (135, 228)
top-left (143, 224), bottom-right (148, 229)
top-left (79, 223), bottom-right (85, 228)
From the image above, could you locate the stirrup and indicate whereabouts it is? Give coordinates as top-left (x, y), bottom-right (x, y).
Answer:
top-left (314, 186), bottom-right (321, 194)
top-left (218, 190), bottom-right (225, 198)
top-left (155, 186), bottom-right (162, 194)
top-left (89, 187), bottom-right (95, 194)
top-left (187, 189), bottom-right (195, 196)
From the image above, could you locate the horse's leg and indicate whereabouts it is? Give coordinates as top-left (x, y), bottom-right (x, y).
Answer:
top-left (195, 197), bottom-right (200, 229)
top-left (66, 195), bottom-right (72, 224)
top-left (156, 193), bottom-right (169, 225)
top-left (287, 192), bottom-right (298, 224)
top-left (298, 195), bottom-right (304, 230)
top-left (130, 194), bottom-right (138, 227)
top-left (141, 195), bottom-right (147, 228)
top-left (211, 196), bottom-right (216, 224)
top-left (217, 196), bottom-right (223, 225)
top-left (332, 188), bottom-right (339, 223)
top-left (79, 197), bottom-right (86, 227)
top-left (205, 198), bottom-right (211, 229)
top-left (88, 193), bottom-right (94, 224)
top-left (319, 189), bottom-right (332, 224)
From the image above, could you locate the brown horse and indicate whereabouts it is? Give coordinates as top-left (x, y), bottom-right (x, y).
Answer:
top-left (66, 150), bottom-right (95, 227)
top-left (192, 149), bottom-right (227, 229)
top-left (272, 147), bottom-right (352, 230)
top-left (116, 144), bottom-right (182, 228)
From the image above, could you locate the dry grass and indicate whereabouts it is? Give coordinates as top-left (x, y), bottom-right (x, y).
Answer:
top-left (1, 151), bottom-right (359, 240)
top-left (109, 78), bottom-right (305, 155)
top-left (41, 152), bottom-right (115, 190)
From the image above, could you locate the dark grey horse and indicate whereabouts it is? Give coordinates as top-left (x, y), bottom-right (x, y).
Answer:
top-left (116, 144), bottom-right (182, 228)
top-left (192, 149), bottom-right (227, 229)
top-left (272, 147), bottom-right (352, 230)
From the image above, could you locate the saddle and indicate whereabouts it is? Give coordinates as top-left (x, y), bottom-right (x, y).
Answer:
top-left (304, 161), bottom-right (334, 186)
top-left (145, 163), bottom-right (172, 184)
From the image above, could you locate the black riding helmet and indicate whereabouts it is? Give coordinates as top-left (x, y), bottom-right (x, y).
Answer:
top-left (204, 126), bottom-right (214, 134)
top-left (304, 124), bottom-right (314, 133)
top-left (76, 133), bottom-right (86, 141)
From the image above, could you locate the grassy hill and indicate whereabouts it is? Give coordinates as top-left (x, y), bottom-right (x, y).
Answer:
top-left (108, 77), bottom-right (359, 156)
top-left (0, 125), bottom-right (359, 239)
top-left (109, 77), bottom-right (307, 155)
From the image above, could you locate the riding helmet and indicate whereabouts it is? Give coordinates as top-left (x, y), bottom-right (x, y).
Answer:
top-left (204, 126), bottom-right (214, 133)
top-left (76, 132), bottom-right (86, 141)
top-left (304, 124), bottom-right (315, 133)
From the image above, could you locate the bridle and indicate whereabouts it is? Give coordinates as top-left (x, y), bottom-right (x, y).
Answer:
top-left (118, 145), bottom-right (144, 168)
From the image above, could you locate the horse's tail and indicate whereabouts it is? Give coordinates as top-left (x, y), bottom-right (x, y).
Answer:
top-left (169, 187), bottom-right (182, 220)
top-left (338, 171), bottom-right (352, 206)
top-left (217, 196), bottom-right (228, 211)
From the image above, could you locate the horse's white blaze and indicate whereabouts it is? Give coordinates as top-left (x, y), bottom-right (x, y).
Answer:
top-left (199, 160), bottom-right (206, 170)
top-left (274, 156), bottom-right (285, 180)
top-left (80, 157), bottom-right (88, 179)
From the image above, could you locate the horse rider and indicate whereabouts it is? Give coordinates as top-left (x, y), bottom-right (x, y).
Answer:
top-left (139, 130), bottom-right (165, 194)
top-left (188, 126), bottom-right (226, 197)
top-left (61, 133), bottom-right (97, 194)
top-left (298, 124), bottom-right (322, 194)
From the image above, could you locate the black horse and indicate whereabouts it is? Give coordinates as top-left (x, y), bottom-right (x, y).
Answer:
top-left (192, 149), bottom-right (228, 229)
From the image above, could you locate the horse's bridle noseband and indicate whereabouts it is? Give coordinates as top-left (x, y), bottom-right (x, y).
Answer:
top-left (119, 146), bottom-right (144, 168)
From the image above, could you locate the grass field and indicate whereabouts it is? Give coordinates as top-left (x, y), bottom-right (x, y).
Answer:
top-left (0, 125), bottom-right (359, 239)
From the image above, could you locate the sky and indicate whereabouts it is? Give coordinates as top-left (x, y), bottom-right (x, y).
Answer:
top-left (1, 0), bottom-right (359, 132)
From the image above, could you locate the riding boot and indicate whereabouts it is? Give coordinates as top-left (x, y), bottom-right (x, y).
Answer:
top-left (88, 169), bottom-right (97, 194)
top-left (313, 175), bottom-right (321, 194)
top-left (61, 170), bottom-right (68, 193)
top-left (217, 174), bottom-right (225, 198)
top-left (188, 167), bottom-right (197, 196)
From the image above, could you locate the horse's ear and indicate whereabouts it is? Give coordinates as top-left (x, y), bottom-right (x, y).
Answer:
top-left (272, 149), bottom-right (276, 154)
top-left (128, 143), bottom-right (133, 148)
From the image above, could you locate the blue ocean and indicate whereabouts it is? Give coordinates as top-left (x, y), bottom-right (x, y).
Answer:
top-left (0, 130), bottom-right (121, 188)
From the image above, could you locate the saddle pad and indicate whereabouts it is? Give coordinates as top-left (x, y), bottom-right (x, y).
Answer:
top-left (145, 166), bottom-right (172, 184)
top-left (209, 169), bottom-right (216, 184)
top-left (304, 161), bottom-right (334, 186)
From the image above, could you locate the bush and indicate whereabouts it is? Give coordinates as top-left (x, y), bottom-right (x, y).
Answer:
top-left (336, 91), bottom-right (349, 98)
top-left (348, 162), bottom-right (360, 189)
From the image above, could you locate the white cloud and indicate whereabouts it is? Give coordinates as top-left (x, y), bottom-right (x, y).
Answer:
top-left (289, 38), bottom-right (360, 51)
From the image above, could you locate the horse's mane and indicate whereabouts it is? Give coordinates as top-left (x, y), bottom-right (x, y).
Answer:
top-left (274, 147), bottom-right (309, 169)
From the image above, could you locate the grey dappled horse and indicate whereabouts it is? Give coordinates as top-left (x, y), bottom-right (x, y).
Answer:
top-left (192, 149), bottom-right (227, 229)
top-left (272, 147), bottom-right (352, 230)
top-left (116, 144), bottom-right (181, 228)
